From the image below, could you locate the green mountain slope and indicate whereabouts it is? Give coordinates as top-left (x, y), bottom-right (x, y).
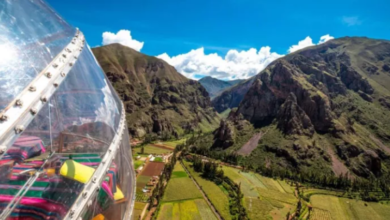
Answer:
top-left (198, 76), bottom-right (244, 99)
top-left (92, 44), bottom-right (220, 138)
top-left (213, 37), bottom-right (390, 178)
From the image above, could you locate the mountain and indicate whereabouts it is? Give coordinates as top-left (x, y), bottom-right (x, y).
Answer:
top-left (211, 77), bottom-right (255, 112)
top-left (213, 37), bottom-right (390, 178)
top-left (92, 44), bottom-right (220, 138)
top-left (198, 76), bottom-right (244, 99)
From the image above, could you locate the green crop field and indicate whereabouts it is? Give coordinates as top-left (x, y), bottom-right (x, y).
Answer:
top-left (222, 166), bottom-right (259, 197)
top-left (171, 171), bottom-right (188, 178)
top-left (163, 175), bottom-right (202, 202)
top-left (157, 162), bottom-right (217, 220)
top-left (162, 162), bottom-right (202, 202)
top-left (183, 161), bottom-right (232, 220)
top-left (171, 161), bottom-right (187, 178)
top-left (133, 202), bottom-right (147, 220)
top-left (140, 145), bottom-right (172, 155)
top-left (133, 160), bottom-right (144, 169)
top-left (163, 138), bottom-right (187, 148)
top-left (136, 175), bottom-right (150, 192)
top-left (221, 165), bottom-right (297, 220)
top-left (157, 199), bottom-right (217, 220)
top-left (311, 195), bottom-right (390, 220)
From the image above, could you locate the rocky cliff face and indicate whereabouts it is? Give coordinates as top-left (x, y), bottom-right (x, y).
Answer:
top-left (92, 44), bottom-right (220, 138)
top-left (220, 37), bottom-right (390, 178)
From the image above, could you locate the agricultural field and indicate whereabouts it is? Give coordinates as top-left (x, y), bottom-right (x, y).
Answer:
top-left (183, 161), bottom-right (232, 220)
top-left (162, 138), bottom-right (187, 148)
top-left (135, 162), bottom-right (165, 203)
top-left (162, 176), bottom-right (203, 201)
top-left (222, 166), bottom-right (297, 220)
top-left (140, 161), bottom-right (165, 176)
top-left (133, 202), bottom-right (147, 220)
top-left (310, 195), bottom-right (390, 220)
top-left (157, 199), bottom-right (217, 220)
top-left (157, 162), bottom-right (217, 220)
top-left (138, 144), bottom-right (172, 155)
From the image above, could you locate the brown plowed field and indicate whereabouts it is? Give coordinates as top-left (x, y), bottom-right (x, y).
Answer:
top-left (151, 144), bottom-right (173, 151)
top-left (141, 162), bottom-right (165, 176)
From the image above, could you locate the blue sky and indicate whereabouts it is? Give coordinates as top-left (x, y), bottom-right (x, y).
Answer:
top-left (47, 0), bottom-right (390, 79)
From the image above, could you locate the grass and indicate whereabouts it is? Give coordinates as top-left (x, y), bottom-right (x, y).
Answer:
top-left (153, 157), bottom-right (163, 162)
top-left (311, 195), bottom-right (390, 220)
top-left (162, 163), bottom-right (202, 202)
top-left (136, 175), bottom-right (150, 192)
top-left (139, 145), bottom-right (172, 155)
top-left (244, 197), bottom-right (274, 220)
top-left (222, 166), bottom-right (259, 197)
top-left (219, 108), bottom-right (231, 119)
top-left (257, 188), bottom-right (297, 205)
top-left (134, 160), bottom-right (144, 169)
top-left (157, 199), bottom-right (217, 220)
top-left (221, 165), bottom-right (298, 219)
top-left (171, 171), bottom-right (188, 178)
top-left (163, 138), bottom-right (187, 148)
top-left (133, 202), bottom-right (147, 219)
top-left (183, 161), bottom-right (232, 220)
top-left (163, 176), bottom-right (202, 202)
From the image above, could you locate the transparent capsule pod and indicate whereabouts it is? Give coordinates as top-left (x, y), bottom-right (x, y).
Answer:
top-left (0, 1), bottom-right (135, 219)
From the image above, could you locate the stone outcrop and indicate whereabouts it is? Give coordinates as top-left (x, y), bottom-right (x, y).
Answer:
top-left (277, 93), bottom-right (314, 136)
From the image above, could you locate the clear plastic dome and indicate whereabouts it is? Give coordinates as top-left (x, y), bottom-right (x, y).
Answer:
top-left (0, 1), bottom-right (135, 220)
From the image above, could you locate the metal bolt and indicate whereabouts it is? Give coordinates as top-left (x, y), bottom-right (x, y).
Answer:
top-left (69, 210), bottom-right (75, 217)
top-left (92, 177), bottom-right (97, 183)
top-left (82, 192), bottom-right (88, 198)
top-left (52, 63), bottom-right (58, 68)
top-left (66, 48), bottom-right (71, 53)
top-left (0, 114), bottom-right (8, 121)
top-left (74, 56), bottom-right (78, 59)
top-left (29, 86), bottom-right (36, 92)
top-left (60, 72), bottom-right (66, 77)
top-left (46, 72), bottom-right (52, 78)
top-left (40, 97), bottom-right (47, 103)
top-left (15, 99), bottom-right (23, 107)
top-left (30, 108), bottom-right (37, 115)
top-left (69, 62), bottom-right (73, 67)
top-left (15, 125), bottom-right (24, 134)
top-left (62, 54), bottom-right (67, 58)
top-left (53, 83), bottom-right (59, 88)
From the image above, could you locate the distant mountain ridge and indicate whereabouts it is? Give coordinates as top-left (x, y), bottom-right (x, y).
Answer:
top-left (199, 76), bottom-right (244, 99)
top-left (92, 44), bottom-right (220, 138)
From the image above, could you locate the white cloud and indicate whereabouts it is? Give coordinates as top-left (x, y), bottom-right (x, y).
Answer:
top-left (318, 34), bottom-right (335, 44)
top-left (288, 36), bottom-right (314, 53)
top-left (342, 16), bottom-right (362, 26)
top-left (102, 30), bottom-right (144, 51)
top-left (158, 34), bottom-right (334, 80)
top-left (157, 47), bottom-right (283, 80)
